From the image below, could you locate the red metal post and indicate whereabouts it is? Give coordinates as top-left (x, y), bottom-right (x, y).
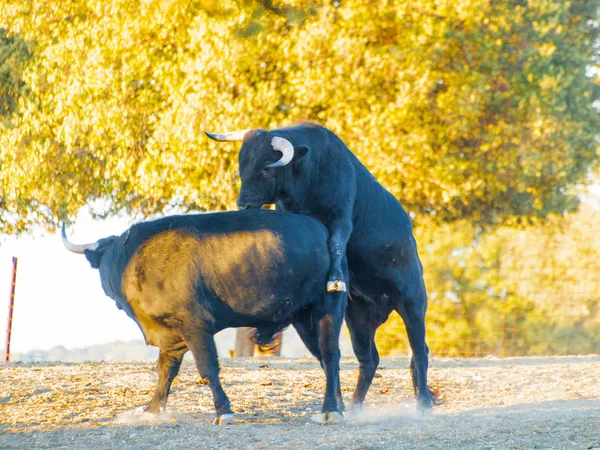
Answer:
top-left (4, 257), bottom-right (18, 363)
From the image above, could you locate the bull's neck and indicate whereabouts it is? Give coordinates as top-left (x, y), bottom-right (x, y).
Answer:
top-left (277, 190), bottom-right (313, 216)
top-left (276, 154), bottom-right (319, 215)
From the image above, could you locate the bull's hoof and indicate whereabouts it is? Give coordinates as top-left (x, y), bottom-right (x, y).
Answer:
top-left (343, 403), bottom-right (362, 422)
top-left (346, 402), bottom-right (362, 413)
top-left (417, 405), bottom-right (433, 419)
top-left (310, 411), bottom-right (344, 424)
top-left (213, 414), bottom-right (233, 426)
top-left (326, 280), bottom-right (347, 292)
top-left (143, 405), bottom-right (165, 415)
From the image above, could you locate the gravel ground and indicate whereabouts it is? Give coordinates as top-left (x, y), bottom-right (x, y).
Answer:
top-left (1, 356), bottom-right (599, 449)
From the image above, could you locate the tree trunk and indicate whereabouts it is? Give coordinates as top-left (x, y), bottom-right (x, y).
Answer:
top-left (234, 327), bottom-right (255, 357)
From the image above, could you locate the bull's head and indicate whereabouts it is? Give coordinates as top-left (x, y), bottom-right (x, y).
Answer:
top-left (205, 128), bottom-right (308, 209)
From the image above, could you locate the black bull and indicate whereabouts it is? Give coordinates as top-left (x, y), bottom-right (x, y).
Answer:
top-left (206, 123), bottom-right (438, 415)
top-left (62, 210), bottom-right (346, 424)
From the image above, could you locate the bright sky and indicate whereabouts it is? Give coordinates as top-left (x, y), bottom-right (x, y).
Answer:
top-left (0, 211), bottom-right (141, 354)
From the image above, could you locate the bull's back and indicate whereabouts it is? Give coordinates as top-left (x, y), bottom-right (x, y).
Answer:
top-left (121, 211), bottom-right (330, 332)
top-left (317, 126), bottom-right (422, 281)
top-left (310, 125), bottom-right (414, 243)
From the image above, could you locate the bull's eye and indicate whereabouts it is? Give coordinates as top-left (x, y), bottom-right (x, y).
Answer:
top-left (260, 169), bottom-right (269, 178)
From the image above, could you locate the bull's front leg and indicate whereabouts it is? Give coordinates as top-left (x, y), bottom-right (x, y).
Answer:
top-left (311, 290), bottom-right (346, 424)
top-left (326, 218), bottom-right (352, 293)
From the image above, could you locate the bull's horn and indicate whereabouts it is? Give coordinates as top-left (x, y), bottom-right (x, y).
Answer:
top-left (204, 129), bottom-right (250, 142)
top-left (267, 137), bottom-right (294, 168)
top-left (61, 222), bottom-right (99, 254)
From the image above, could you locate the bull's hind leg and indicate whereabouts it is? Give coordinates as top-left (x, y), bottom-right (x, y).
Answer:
top-left (391, 273), bottom-right (434, 417)
top-left (145, 342), bottom-right (188, 414)
top-left (345, 295), bottom-right (383, 408)
top-left (410, 343), bottom-right (440, 404)
top-left (185, 327), bottom-right (232, 425)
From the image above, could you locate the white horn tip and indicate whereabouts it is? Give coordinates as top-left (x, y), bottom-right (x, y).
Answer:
top-left (204, 129), bottom-right (250, 142)
top-left (204, 131), bottom-right (220, 141)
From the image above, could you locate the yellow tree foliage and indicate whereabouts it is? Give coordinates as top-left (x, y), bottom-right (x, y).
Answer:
top-left (0, 0), bottom-right (598, 233)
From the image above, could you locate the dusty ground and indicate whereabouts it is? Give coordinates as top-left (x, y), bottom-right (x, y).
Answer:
top-left (1, 356), bottom-right (599, 449)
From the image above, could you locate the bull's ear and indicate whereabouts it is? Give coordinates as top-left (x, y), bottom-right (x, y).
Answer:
top-left (84, 249), bottom-right (103, 269)
top-left (292, 145), bottom-right (309, 163)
